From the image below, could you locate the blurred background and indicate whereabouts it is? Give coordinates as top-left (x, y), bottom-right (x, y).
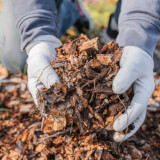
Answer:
top-left (0, 0), bottom-right (1, 12)
top-left (84, 0), bottom-right (117, 29)
top-left (0, 0), bottom-right (117, 32)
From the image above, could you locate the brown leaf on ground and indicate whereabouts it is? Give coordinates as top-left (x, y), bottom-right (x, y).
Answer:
top-left (0, 65), bottom-right (9, 80)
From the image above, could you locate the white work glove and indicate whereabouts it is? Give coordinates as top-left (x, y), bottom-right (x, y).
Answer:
top-left (26, 36), bottom-right (62, 105)
top-left (112, 46), bottom-right (155, 142)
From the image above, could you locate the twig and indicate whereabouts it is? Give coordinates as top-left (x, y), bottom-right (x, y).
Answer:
top-left (27, 122), bottom-right (41, 129)
top-left (117, 95), bottom-right (129, 142)
top-left (89, 92), bottom-right (95, 103)
top-left (145, 156), bottom-right (149, 160)
top-left (72, 36), bottom-right (86, 43)
top-left (41, 117), bottom-right (45, 131)
top-left (70, 120), bottom-right (74, 134)
top-left (39, 128), bottom-right (71, 144)
top-left (86, 88), bottom-right (113, 94)
top-left (95, 103), bottom-right (107, 113)
top-left (36, 64), bottom-right (51, 99)
top-left (81, 68), bottom-right (110, 89)
top-left (75, 107), bottom-right (84, 134)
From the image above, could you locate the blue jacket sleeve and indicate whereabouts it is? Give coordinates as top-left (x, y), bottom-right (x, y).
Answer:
top-left (116, 0), bottom-right (160, 56)
top-left (11, 0), bottom-right (58, 51)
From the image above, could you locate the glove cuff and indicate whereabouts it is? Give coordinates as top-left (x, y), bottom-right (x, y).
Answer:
top-left (25, 35), bottom-right (62, 54)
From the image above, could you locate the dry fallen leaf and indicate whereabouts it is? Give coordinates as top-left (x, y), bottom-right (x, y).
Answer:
top-left (0, 65), bottom-right (8, 80)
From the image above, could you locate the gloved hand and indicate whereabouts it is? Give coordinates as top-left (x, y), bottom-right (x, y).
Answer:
top-left (26, 36), bottom-right (62, 106)
top-left (112, 46), bottom-right (155, 142)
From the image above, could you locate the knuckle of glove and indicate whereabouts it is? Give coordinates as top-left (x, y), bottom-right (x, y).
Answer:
top-left (112, 78), bottom-right (126, 94)
top-left (40, 66), bottom-right (59, 88)
top-left (28, 55), bottom-right (59, 89)
top-left (113, 132), bottom-right (126, 142)
top-left (28, 55), bottom-right (50, 78)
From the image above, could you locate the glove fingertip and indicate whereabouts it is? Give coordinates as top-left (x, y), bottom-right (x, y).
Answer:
top-left (113, 132), bottom-right (126, 142)
top-left (113, 114), bottom-right (127, 132)
top-left (39, 66), bottom-right (59, 89)
top-left (46, 74), bottom-right (59, 89)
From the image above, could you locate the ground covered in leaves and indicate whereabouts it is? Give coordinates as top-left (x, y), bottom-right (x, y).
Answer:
top-left (0, 36), bottom-right (160, 160)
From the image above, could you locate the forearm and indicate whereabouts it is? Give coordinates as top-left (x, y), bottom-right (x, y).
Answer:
top-left (11, 0), bottom-right (58, 51)
top-left (116, 0), bottom-right (160, 56)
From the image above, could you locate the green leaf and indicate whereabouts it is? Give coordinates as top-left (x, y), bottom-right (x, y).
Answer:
top-left (0, 108), bottom-right (10, 111)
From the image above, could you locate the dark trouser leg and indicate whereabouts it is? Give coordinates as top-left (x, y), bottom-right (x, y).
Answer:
top-left (113, 0), bottom-right (121, 24)
top-left (55, 0), bottom-right (80, 37)
top-left (105, 0), bottom-right (121, 41)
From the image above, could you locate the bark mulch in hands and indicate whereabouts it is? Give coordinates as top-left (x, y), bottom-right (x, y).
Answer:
top-left (0, 36), bottom-right (160, 159)
top-left (38, 35), bottom-right (132, 137)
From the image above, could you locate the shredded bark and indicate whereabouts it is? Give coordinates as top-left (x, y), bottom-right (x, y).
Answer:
top-left (0, 36), bottom-right (160, 160)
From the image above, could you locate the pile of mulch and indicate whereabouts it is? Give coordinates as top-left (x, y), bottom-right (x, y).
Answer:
top-left (0, 36), bottom-right (159, 160)
top-left (38, 35), bottom-right (132, 137)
